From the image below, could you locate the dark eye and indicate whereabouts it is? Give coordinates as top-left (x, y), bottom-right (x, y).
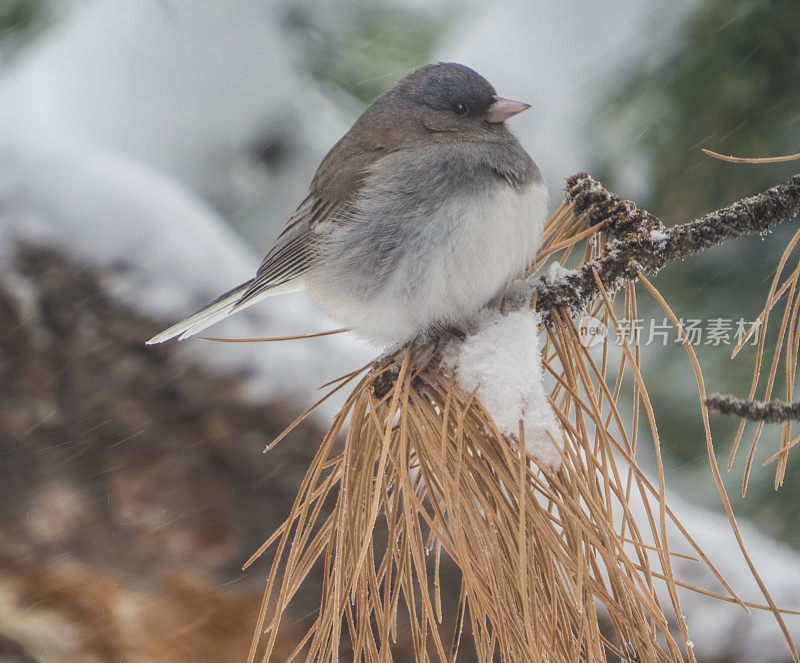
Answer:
top-left (453, 102), bottom-right (468, 115)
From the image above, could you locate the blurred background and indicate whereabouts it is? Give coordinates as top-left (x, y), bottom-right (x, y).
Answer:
top-left (0, 1), bottom-right (798, 661)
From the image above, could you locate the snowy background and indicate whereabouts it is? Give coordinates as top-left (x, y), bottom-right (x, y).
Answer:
top-left (0, 1), bottom-right (798, 661)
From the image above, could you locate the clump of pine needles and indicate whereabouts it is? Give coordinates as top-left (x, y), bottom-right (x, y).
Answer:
top-left (696, 150), bottom-right (800, 495)
top-left (722, 221), bottom-right (800, 494)
top-left (241, 175), bottom-right (800, 662)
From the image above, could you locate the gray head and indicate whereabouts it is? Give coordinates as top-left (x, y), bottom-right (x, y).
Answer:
top-left (373, 63), bottom-right (530, 136)
top-left (312, 62), bottom-right (536, 200)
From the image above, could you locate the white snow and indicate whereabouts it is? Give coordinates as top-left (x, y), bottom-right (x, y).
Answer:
top-left (0, 0), bottom-right (351, 247)
top-left (0, 0), bottom-right (294, 202)
top-left (443, 309), bottom-right (562, 468)
top-left (545, 261), bottom-right (577, 286)
top-left (650, 227), bottom-right (669, 251)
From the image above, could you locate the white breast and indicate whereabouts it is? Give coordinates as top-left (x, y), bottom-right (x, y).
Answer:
top-left (305, 180), bottom-right (549, 348)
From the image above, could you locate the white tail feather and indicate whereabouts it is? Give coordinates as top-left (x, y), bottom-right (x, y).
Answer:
top-left (146, 280), bottom-right (301, 345)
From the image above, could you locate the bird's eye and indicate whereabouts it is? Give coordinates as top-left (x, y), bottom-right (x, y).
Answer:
top-left (453, 102), bottom-right (468, 115)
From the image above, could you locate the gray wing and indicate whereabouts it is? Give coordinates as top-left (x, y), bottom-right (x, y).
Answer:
top-left (234, 194), bottom-right (344, 308)
top-left (145, 195), bottom-right (337, 344)
top-left (147, 111), bottom-right (388, 345)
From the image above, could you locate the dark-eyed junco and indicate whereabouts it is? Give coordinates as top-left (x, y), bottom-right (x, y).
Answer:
top-left (148, 63), bottom-right (547, 347)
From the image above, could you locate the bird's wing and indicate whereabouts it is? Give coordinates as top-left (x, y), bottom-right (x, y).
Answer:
top-left (233, 118), bottom-right (400, 308)
top-left (233, 194), bottom-right (347, 308)
top-left (146, 194), bottom-right (346, 344)
top-left (147, 108), bottom-right (400, 344)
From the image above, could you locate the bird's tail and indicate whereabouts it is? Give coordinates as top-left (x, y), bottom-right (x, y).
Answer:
top-left (145, 279), bottom-right (299, 345)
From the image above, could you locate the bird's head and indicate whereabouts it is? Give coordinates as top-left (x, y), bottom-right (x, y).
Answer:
top-left (386, 62), bottom-right (530, 136)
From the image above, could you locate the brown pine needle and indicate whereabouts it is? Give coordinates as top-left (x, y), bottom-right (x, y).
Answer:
top-left (640, 273), bottom-right (799, 661)
top-left (317, 358), bottom-right (376, 390)
top-left (199, 328), bottom-right (348, 342)
top-left (702, 148), bottom-right (800, 164)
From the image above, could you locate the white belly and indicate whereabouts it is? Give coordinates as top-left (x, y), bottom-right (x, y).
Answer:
top-left (304, 180), bottom-right (549, 348)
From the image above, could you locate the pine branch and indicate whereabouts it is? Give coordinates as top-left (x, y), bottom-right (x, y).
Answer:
top-left (705, 392), bottom-right (800, 424)
top-left (508, 172), bottom-right (800, 323)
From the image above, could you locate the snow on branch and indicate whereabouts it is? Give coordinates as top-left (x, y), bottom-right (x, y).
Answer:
top-left (511, 172), bottom-right (800, 323)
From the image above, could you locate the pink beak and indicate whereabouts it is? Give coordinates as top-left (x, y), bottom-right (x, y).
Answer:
top-left (485, 96), bottom-right (531, 124)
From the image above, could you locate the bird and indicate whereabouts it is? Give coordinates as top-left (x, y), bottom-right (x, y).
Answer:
top-left (147, 63), bottom-right (548, 348)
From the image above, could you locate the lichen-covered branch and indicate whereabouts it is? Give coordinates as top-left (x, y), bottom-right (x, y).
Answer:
top-left (509, 173), bottom-right (800, 323)
top-left (705, 392), bottom-right (800, 423)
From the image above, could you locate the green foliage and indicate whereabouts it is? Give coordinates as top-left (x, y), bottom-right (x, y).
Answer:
top-left (0, 0), bottom-right (54, 51)
top-left (288, 2), bottom-right (452, 105)
top-left (597, 0), bottom-right (800, 219)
